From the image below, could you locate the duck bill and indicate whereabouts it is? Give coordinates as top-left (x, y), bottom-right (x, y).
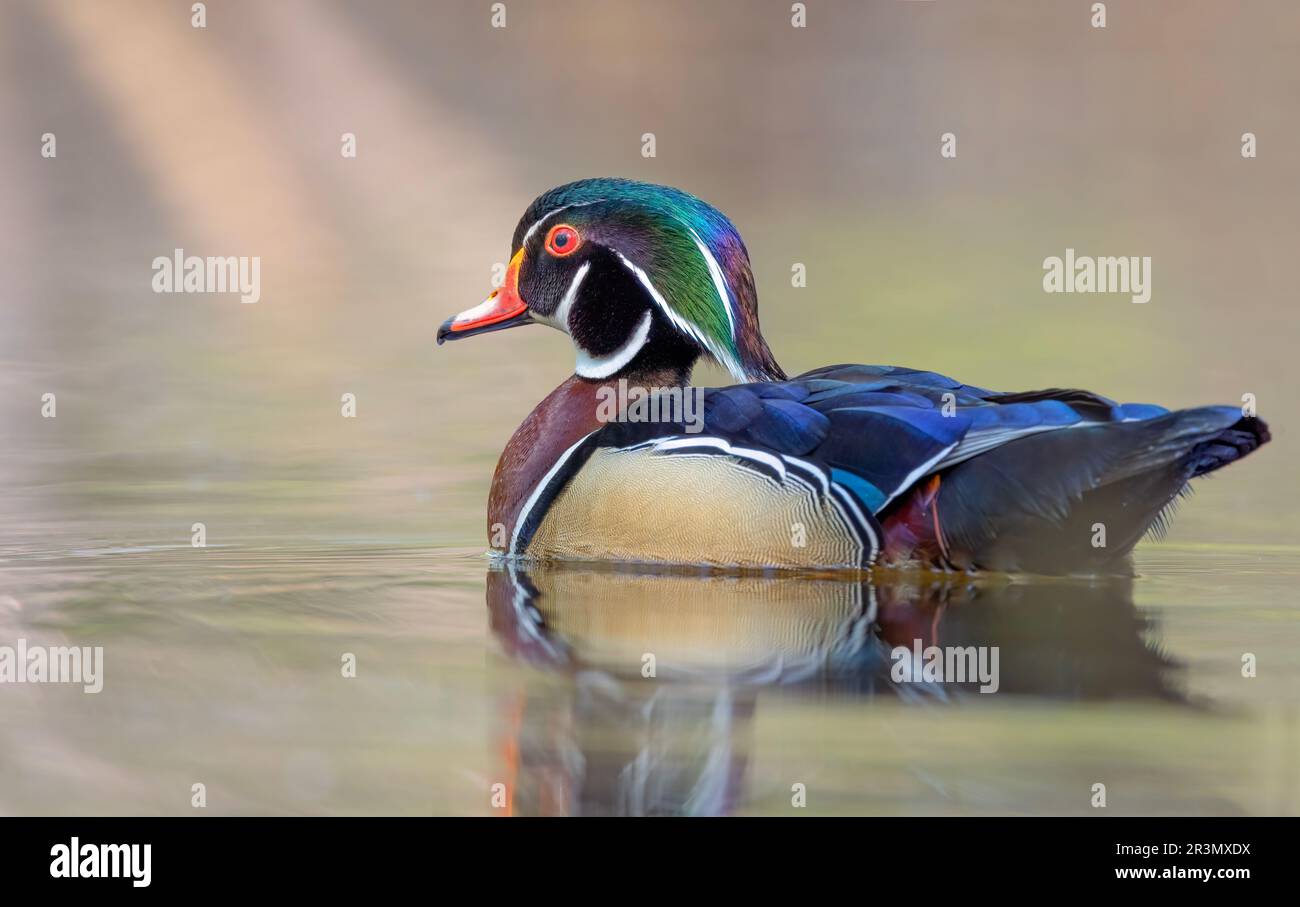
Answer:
top-left (437, 249), bottom-right (533, 344)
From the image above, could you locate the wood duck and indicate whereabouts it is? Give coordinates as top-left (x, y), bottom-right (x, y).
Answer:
top-left (437, 178), bottom-right (1270, 575)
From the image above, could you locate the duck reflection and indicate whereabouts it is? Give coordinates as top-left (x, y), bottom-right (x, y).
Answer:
top-left (486, 563), bottom-right (1180, 816)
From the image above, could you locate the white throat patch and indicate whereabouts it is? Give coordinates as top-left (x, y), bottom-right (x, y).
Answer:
top-left (575, 309), bottom-right (653, 379)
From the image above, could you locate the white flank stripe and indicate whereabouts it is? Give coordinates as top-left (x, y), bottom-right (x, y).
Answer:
top-left (784, 455), bottom-right (872, 562)
top-left (510, 431), bottom-right (598, 555)
top-left (827, 484), bottom-right (876, 561)
top-left (652, 436), bottom-right (787, 481)
top-left (782, 455), bottom-right (832, 496)
top-left (876, 440), bottom-right (961, 512)
top-left (934, 421), bottom-right (1097, 471)
top-left (648, 440), bottom-right (876, 563)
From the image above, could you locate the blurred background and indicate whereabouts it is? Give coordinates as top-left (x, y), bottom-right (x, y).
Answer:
top-left (0, 0), bottom-right (1297, 816)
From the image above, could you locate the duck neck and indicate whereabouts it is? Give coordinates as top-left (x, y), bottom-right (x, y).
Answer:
top-left (487, 364), bottom-right (692, 549)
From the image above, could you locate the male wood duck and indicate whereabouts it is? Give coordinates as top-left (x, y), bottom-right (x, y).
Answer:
top-left (437, 178), bottom-right (1270, 575)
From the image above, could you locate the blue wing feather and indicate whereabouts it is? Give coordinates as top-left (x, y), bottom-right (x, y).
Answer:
top-left (587, 366), bottom-right (1262, 527)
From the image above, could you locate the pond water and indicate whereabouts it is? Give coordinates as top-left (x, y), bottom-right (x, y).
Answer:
top-left (2, 515), bottom-right (1296, 816)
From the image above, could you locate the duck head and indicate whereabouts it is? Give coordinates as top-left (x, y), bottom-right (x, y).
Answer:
top-left (437, 178), bottom-right (785, 382)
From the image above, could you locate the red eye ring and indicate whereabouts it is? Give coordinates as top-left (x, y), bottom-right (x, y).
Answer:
top-left (544, 224), bottom-right (581, 257)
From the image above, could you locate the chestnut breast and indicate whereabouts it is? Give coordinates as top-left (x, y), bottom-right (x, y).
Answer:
top-left (487, 375), bottom-right (608, 548)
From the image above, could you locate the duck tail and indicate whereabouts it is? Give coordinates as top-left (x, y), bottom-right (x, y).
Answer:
top-left (1182, 412), bottom-right (1270, 479)
top-left (932, 406), bottom-right (1269, 574)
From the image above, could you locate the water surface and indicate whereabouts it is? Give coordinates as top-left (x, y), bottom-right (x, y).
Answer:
top-left (2, 519), bottom-right (1296, 816)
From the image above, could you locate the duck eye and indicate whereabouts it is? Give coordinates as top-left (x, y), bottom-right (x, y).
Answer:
top-left (544, 224), bottom-right (581, 257)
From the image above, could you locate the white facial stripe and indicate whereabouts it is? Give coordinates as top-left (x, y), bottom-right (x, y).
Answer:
top-left (521, 206), bottom-right (573, 249)
top-left (519, 199), bottom-right (607, 250)
top-left (575, 309), bottom-right (653, 379)
top-left (550, 261), bottom-right (591, 333)
top-left (510, 431), bottom-right (598, 555)
top-left (687, 226), bottom-right (737, 342)
top-left (612, 252), bottom-right (747, 381)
